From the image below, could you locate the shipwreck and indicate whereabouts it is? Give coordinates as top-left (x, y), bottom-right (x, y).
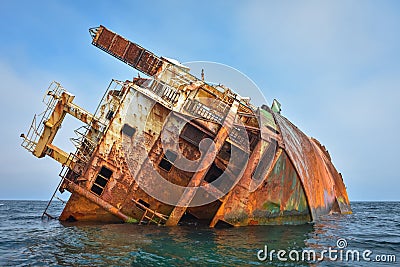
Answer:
top-left (21, 25), bottom-right (351, 227)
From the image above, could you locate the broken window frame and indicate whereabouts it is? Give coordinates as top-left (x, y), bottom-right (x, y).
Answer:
top-left (91, 166), bottom-right (113, 196)
top-left (121, 123), bottom-right (136, 138)
top-left (158, 149), bottom-right (178, 172)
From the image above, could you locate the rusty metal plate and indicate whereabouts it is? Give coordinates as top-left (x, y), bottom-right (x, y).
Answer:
top-left (91, 25), bottom-right (164, 77)
top-left (124, 43), bottom-right (143, 66)
top-left (94, 26), bottom-right (115, 50)
top-left (136, 50), bottom-right (163, 76)
top-left (110, 35), bottom-right (129, 58)
top-left (274, 113), bottom-right (350, 220)
top-left (311, 138), bottom-right (351, 214)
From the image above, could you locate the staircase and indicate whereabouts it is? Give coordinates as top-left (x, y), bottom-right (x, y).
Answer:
top-left (132, 199), bottom-right (168, 226)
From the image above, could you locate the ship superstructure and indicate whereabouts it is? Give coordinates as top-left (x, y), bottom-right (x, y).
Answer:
top-left (21, 26), bottom-right (351, 226)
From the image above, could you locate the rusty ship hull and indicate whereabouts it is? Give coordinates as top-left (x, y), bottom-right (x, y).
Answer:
top-left (21, 25), bottom-right (351, 227)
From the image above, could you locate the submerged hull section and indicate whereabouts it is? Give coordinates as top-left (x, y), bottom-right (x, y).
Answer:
top-left (274, 114), bottom-right (351, 218)
top-left (21, 25), bottom-right (351, 227)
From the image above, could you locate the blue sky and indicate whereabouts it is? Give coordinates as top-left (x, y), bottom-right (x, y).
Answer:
top-left (0, 1), bottom-right (399, 201)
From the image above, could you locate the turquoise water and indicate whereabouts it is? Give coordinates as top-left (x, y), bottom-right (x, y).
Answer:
top-left (0, 201), bottom-right (398, 266)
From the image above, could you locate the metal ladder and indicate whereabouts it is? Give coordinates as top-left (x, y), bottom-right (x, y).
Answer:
top-left (41, 177), bottom-right (67, 220)
top-left (132, 199), bottom-right (168, 225)
top-left (40, 81), bottom-right (127, 220)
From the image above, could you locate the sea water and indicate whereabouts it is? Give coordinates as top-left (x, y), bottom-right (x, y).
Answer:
top-left (0, 201), bottom-right (398, 266)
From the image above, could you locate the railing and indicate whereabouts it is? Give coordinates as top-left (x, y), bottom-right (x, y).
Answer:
top-left (145, 79), bottom-right (180, 105)
top-left (94, 80), bottom-right (127, 123)
top-left (183, 99), bottom-right (224, 124)
top-left (21, 82), bottom-right (66, 152)
top-left (70, 126), bottom-right (102, 162)
top-left (230, 125), bottom-right (248, 145)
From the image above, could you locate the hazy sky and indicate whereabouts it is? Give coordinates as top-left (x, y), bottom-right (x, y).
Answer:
top-left (1, 1), bottom-right (399, 201)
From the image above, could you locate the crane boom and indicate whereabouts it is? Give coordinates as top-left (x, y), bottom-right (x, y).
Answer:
top-left (90, 25), bottom-right (164, 77)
